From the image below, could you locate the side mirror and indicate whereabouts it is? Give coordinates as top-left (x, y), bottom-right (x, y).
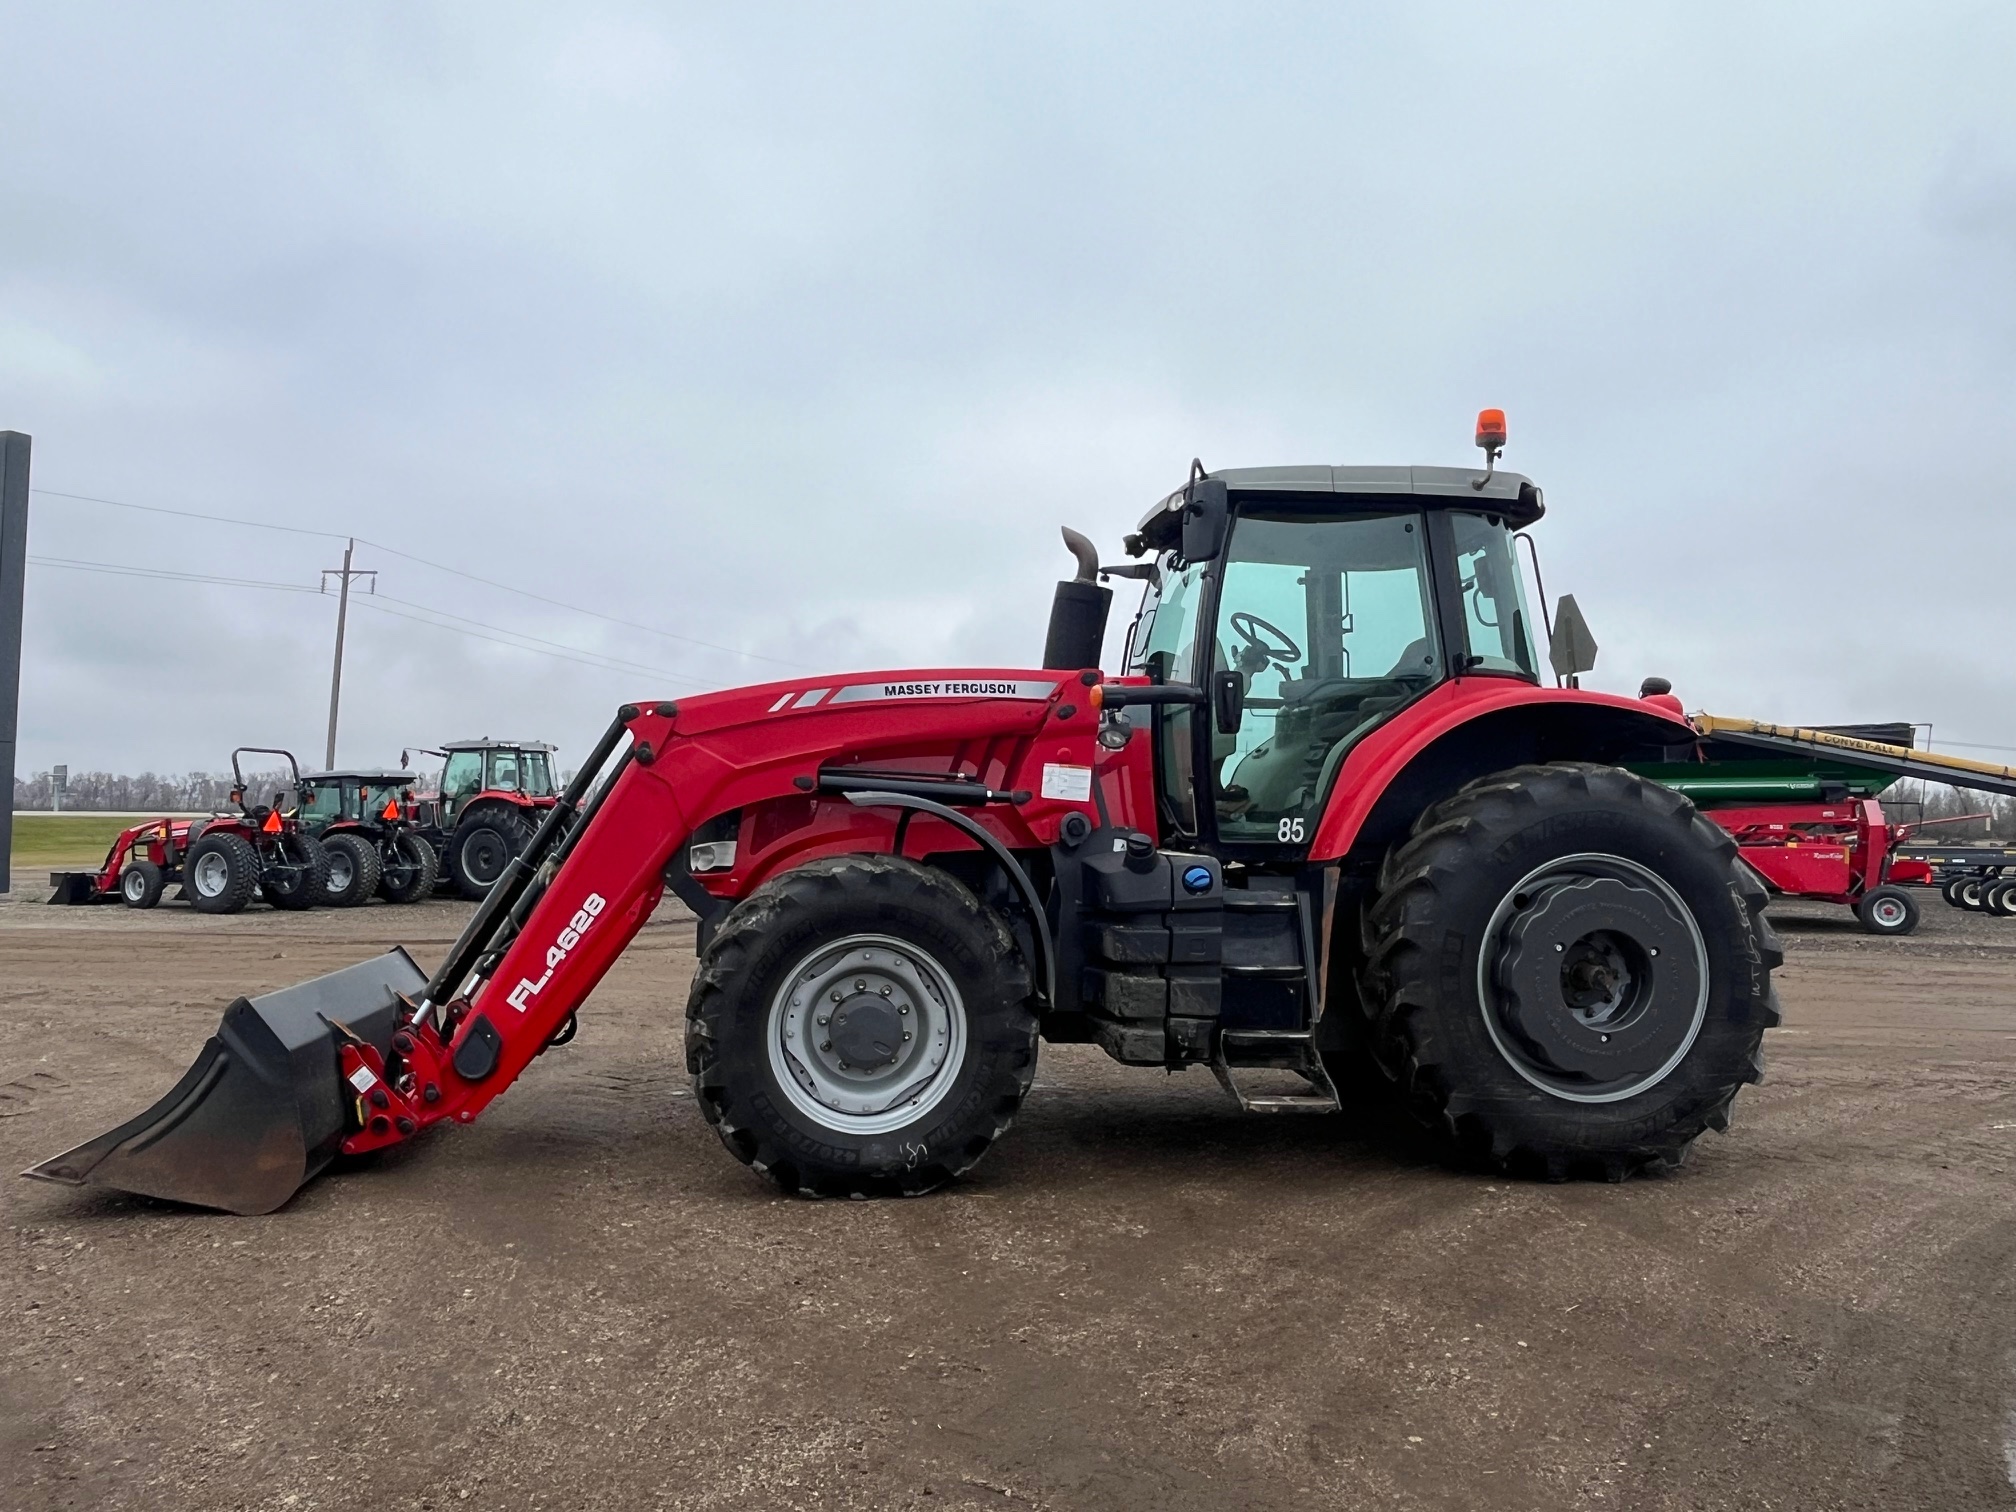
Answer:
top-left (1211, 669), bottom-right (1245, 735)
top-left (1549, 593), bottom-right (1599, 686)
top-left (1181, 478), bottom-right (1229, 563)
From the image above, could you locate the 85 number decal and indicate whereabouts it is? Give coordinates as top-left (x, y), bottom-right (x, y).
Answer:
top-left (1276, 817), bottom-right (1306, 844)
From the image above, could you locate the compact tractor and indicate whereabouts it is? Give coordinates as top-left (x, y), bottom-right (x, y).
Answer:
top-left (403, 739), bottom-right (560, 899)
top-left (47, 747), bottom-right (330, 914)
top-left (30, 416), bottom-right (1794, 1215)
top-left (297, 769), bottom-right (440, 906)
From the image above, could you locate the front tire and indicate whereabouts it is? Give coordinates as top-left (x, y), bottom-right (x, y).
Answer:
top-left (377, 831), bottom-right (439, 903)
top-left (320, 833), bottom-right (381, 907)
top-left (260, 832), bottom-right (329, 911)
top-left (119, 860), bottom-right (165, 909)
top-left (1360, 763), bottom-right (1782, 1180)
top-left (448, 808), bottom-right (530, 900)
top-left (686, 854), bottom-right (1038, 1197)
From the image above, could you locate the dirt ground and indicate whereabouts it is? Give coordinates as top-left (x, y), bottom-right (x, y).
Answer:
top-left (2, 886), bottom-right (2013, 1512)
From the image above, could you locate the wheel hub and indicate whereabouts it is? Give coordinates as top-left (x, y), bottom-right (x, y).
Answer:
top-left (769, 935), bottom-right (964, 1134)
top-left (1484, 861), bottom-right (1709, 1099)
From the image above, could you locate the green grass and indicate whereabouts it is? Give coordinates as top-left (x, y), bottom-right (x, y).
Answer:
top-left (9, 813), bottom-right (155, 871)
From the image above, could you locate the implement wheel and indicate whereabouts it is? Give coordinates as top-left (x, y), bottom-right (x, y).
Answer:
top-left (686, 854), bottom-right (1038, 1198)
top-left (261, 832), bottom-right (329, 911)
top-left (449, 809), bottom-right (530, 900)
top-left (1360, 763), bottom-right (1782, 1180)
top-left (1854, 886), bottom-right (1919, 936)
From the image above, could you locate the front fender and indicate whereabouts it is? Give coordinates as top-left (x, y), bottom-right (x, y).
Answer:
top-left (1311, 680), bottom-right (1697, 864)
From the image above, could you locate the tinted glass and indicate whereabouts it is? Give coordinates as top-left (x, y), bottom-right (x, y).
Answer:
top-left (1213, 511), bottom-right (1439, 844)
top-left (1130, 561), bottom-right (1206, 835)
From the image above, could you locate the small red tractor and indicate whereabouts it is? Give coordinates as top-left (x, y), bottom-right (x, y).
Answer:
top-left (47, 748), bottom-right (331, 914)
top-left (29, 417), bottom-right (1794, 1214)
top-left (297, 769), bottom-right (440, 906)
top-left (402, 739), bottom-right (560, 899)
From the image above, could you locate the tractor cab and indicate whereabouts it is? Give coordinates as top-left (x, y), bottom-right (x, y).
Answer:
top-left (1116, 462), bottom-right (1547, 858)
top-left (299, 770), bottom-right (421, 831)
top-left (432, 739), bottom-right (558, 829)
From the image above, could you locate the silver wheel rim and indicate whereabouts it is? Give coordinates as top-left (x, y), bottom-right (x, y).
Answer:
top-left (122, 870), bottom-right (146, 901)
top-left (1871, 896), bottom-right (1907, 928)
top-left (766, 933), bottom-right (968, 1135)
top-left (192, 850), bottom-right (230, 898)
top-left (1476, 852), bottom-right (1710, 1105)
top-left (327, 850), bottom-right (354, 892)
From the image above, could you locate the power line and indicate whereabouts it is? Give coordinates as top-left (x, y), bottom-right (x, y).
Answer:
top-left (29, 553), bottom-right (716, 686)
top-left (32, 485), bottom-right (815, 670)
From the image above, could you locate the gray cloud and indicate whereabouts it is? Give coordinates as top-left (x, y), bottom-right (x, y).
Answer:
top-left (5, 2), bottom-right (2015, 773)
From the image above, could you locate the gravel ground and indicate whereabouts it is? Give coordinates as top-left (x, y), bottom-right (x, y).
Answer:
top-left (1, 887), bottom-right (2013, 1511)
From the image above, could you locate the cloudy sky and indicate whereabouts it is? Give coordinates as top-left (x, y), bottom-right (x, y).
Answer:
top-left (5, 3), bottom-right (2015, 777)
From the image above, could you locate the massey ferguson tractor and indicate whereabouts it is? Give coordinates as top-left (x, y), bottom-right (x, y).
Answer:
top-left (27, 417), bottom-right (1790, 1214)
top-left (47, 747), bottom-right (331, 914)
top-left (403, 739), bottom-right (560, 899)
top-left (297, 769), bottom-right (440, 906)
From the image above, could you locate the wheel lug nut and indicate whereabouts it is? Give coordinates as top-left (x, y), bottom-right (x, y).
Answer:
top-left (880, 985), bottom-right (892, 996)
top-left (831, 990), bottom-right (842, 1001)
top-left (898, 1005), bottom-right (909, 1015)
top-left (902, 1031), bottom-right (912, 1041)
top-left (853, 979), bottom-right (866, 991)
top-left (838, 1060), bottom-right (849, 1070)
top-left (820, 1040), bottom-right (832, 1051)
top-left (817, 1015), bottom-right (829, 1026)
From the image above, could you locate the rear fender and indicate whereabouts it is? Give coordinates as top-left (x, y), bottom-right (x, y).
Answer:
top-left (1311, 681), bottom-right (1697, 866)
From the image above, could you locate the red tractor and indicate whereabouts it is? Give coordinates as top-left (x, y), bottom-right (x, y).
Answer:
top-left (47, 747), bottom-right (330, 914)
top-left (403, 739), bottom-right (560, 899)
top-left (28, 418), bottom-right (1786, 1214)
top-left (297, 769), bottom-right (441, 906)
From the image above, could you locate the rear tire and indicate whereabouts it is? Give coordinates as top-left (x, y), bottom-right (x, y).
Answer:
top-left (449, 809), bottom-right (531, 900)
top-left (261, 832), bottom-right (329, 911)
top-left (1941, 876), bottom-right (1970, 909)
top-left (377, 831), bottom-right (439, 903)
top-left (184, 833), bottom-right (259, 914)
top-left (1959, 876), bottom-right (1987, 911)
top-left (1989, 879), bottom-right (2016, 918)
top-left (320, 833), bottom-right (381, 907)
top-left (119, 860), bottom-right (165, 909)
top-left (1854, 885), bottom-right (1919, 936)
top-left (686, 854), bottom-right (1039, 1198)
top-left (1359, 763), bottom-right (1782, 1180)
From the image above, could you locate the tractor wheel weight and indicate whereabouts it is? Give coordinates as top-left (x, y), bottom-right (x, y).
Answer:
top-left (21, 949), bottom-right (428, 1214)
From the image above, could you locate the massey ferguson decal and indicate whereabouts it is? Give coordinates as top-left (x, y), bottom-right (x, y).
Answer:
top-left (507, 892), bottom-right (608, 1013)
top-left (830, 679), bottom-right (1058, 703)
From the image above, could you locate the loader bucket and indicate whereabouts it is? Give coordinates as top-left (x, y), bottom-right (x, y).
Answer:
top-left (22, 949), bottom-right (428, 1215)
top-left (46, 872), bottom-right (100, 905)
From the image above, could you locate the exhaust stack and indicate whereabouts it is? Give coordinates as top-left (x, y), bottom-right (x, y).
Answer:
top-left (1040, 526), bottom-right (1112, 671)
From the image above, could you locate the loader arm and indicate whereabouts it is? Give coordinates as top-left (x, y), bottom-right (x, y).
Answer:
top-left (26, 674), bottom-right (1102, 1210)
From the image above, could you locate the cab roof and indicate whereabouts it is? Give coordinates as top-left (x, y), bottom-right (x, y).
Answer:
top-left (303, 769), bottom-right (420, 784)
top-left (440, 739), bottom-right (557, 754)
top-left (1136, 464), bottom-right (1544, 549)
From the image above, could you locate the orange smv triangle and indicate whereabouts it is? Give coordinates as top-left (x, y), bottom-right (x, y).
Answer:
top-left (262, 810), bottom-right (283, 834)
top-left (382, 799), bottom-right (400, 822)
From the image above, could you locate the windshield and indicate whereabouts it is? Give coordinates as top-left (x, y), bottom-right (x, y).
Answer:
top-left (1214, 510), bottom-right (1440, 844)
top-left (1451, 512), bottom-right (1537, 676)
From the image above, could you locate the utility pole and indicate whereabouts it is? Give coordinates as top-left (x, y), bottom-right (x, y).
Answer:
top-left (0, 432), bottom-right (29, 894)
top-left (320, 540), bottom-right (376, 770)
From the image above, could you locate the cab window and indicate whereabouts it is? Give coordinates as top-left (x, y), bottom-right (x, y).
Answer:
top-left (488, 751), bottom-right (521, 792)
top-left (1451, 512), bottom-right (1537, 676)
top-left (300, 784), bottom-right (345, 824)
top-left (1212, 511), bottom-right (1439, 845)
top-left (442, 752), bottom-right (483, 801)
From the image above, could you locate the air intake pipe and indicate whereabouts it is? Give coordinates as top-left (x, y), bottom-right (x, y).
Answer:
top-left (1041, 527), bottom-right (1112, 671)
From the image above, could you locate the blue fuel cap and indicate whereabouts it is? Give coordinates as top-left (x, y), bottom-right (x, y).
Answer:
top-left (1181, 864), bottom-right (1214, 895)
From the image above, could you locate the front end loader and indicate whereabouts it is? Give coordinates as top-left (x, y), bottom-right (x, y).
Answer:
top-left (26, 418), bottom-right (1789, 1213)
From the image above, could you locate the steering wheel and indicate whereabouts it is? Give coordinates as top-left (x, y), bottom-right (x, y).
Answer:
top-left (1229, 611), bottom-right (1301, 667)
